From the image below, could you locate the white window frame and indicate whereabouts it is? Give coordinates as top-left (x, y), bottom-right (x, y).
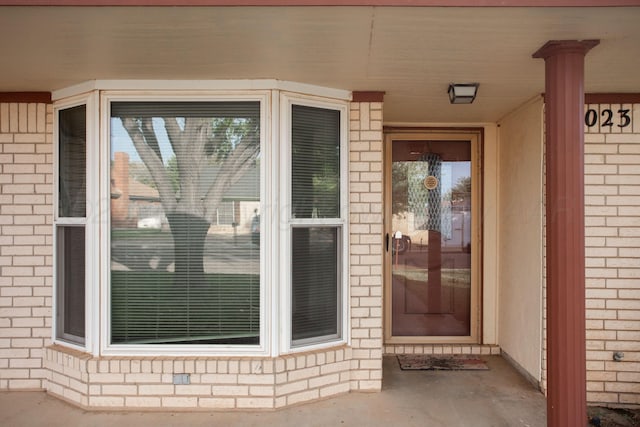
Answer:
top-left (279, 92), bottom-right (350, 353)
top-left (52, 92), bottom-right (100, 355)
top-left (50, 81), bottom-right (351, 358)
top-left (100, 90), bottom-right (272, 357)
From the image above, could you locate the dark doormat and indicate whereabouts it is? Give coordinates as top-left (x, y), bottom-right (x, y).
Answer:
top-left (397, 354), bottom-right (489, 370)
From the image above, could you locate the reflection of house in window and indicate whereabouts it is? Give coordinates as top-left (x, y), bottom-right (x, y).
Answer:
top-left (110, 151), bottom-right (259, 232)
top-left (110, 152), bottom-right (162, 229)
top-left (128, 180), bottom-right (163, 228)
top-left (110, 152), bottom-right (130, 227)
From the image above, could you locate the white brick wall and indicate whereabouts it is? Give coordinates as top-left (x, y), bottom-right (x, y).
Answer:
top-left (1, 99), bottom-right (384, 410)
top-left (43, 345), bottom-right (354, 409)
top-left (384, 344), bottom-right (501, 356)
top-left (542, 103), bottom-right (640, 405)
top-left (0, 102), bottom-right (53, 390)
top-left (583, 103), bottom-right (640, 406)
top-left (348, 101), bottom-right (384, 392)
top-left (5, 96), bottom-right (638, 409)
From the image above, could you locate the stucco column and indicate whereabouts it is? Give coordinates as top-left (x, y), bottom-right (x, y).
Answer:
top-left (533, 40), bottom-right (598, 427)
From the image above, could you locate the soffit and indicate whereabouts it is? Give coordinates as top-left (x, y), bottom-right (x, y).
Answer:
top-left (0, 6), bottom-right (639, 122)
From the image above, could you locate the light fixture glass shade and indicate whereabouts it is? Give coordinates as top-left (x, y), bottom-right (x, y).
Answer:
top-left (448, 83), bottom-right (479, 104)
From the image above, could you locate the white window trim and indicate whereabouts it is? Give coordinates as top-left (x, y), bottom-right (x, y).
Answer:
top-left (99, 90), bottom-right (272, 357)
top-left (278, 92), bottom-right (350, 354)
top-left (52, 82), bottom-right (351, 358)
top-left (52, 92), bottom-right (100, 355)
top-left (52, 80), bottom-right (351, 104)
top-left (269, 92), bottom-right (281, 358)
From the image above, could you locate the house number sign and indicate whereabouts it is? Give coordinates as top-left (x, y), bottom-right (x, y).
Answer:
top-left (585, 107), bottom-right (632, 129)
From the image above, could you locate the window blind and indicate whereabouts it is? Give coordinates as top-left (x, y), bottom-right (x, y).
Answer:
top-left (291, 227), bottom-right (340, 342)
top-left (291, 105), bottom-right (340, 219)
top-left (58, 105), bottom-right (86, 218)
top-left (290, 103), bottom-right (342, 345)
top-left (109, 101), bottom-right (261, 345)
top-left (56, 104), bottom-right (87, 345)
top-left (56, 226), bottom-right (85, 340)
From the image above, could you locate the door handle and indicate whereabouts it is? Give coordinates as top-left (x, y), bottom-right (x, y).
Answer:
top-left (385, 233), bottom-right (389, 252)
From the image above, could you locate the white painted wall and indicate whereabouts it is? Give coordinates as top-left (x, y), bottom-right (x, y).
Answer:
top-left (497, 96), bottom-right (544, 381)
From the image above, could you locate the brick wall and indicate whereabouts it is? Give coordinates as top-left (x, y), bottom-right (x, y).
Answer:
top-left (0, 98), bottom-right (386, 409)
top-left (541, 102), bottom-right (640, 404)
top-left (583, 102), bottom-right (640, 406)
top-left (0, 102), bottom-right (53, 390)
top-left (44, 345), bottom-right (352, 409)
top-left (348, 101), bottom-right (384, 391)
top-left (384, 344), bottom-right (501, 356)
top-left (38, 99), bottom-right (385, 409)
top-left (8, 95), bottom-right (638, 409)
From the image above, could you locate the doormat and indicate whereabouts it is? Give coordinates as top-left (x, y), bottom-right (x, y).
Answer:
top-left (397, 354), bottom-right (489, 371)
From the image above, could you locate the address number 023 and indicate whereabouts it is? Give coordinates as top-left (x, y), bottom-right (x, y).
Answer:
top-left (585, 108), bottom-right (632, 129)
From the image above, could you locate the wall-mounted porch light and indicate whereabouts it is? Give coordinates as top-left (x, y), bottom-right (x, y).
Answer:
top-left (448, 83), bottom-right (479, 104)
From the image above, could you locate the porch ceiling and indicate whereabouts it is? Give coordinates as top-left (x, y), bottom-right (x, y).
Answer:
top-left (1, 6), bottom-right (639, 122)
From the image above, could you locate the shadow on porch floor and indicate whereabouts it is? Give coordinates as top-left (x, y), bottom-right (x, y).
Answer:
top-left (0, 355), bottom-right (546, 427)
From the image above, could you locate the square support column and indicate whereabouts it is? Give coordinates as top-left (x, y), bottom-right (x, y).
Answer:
top-left (533, 39), bottom-right (599, 427)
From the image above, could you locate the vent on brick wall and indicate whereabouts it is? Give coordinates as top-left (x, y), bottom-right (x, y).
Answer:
top-left (173, 373), bottom-right (190, 385)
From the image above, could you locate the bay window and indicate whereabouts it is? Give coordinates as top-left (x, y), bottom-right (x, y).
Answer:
top-left (53, 83), bottom-right (348, 356)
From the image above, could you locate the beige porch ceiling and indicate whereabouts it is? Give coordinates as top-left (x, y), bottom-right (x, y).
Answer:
top-left (0, 6), bottom-right (639, 122)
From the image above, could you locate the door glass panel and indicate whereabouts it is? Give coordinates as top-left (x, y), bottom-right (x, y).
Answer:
top-left (391, 140), bottom-right (472, 337)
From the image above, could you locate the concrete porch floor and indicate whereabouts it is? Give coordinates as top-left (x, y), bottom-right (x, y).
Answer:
top-left (0, 355), bottom-right (546, 427)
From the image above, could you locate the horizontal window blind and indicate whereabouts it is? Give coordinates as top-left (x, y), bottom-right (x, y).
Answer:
top-left (290, 102), bottom-right (343, 345)
top-left (56, 103), bottom-right (87, 345)
top-left (58, 105), bottom-right (86, 218)
top-left (110, 101), bottom-right (261, 345)
top-left (291, 227), bottom-right (340, 342)
top-left (56, 226), bottom-right (86, 344)
top-left (112, 102), bottom-right (260, 119)
top-left (291, 104), bottom-right (340, 219)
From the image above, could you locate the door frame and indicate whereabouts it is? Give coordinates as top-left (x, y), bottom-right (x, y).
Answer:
top-left (383, 128), bottom-right (483, 345)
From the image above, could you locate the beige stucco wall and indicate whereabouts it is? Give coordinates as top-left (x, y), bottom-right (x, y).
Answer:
top-left (496, 96), bottom-right (544, 382)
top-left (482, 124), bottom-right (500, 345)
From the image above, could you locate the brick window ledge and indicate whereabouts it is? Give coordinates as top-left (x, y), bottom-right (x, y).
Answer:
top-left (44, 343), bottom-right (381, 410)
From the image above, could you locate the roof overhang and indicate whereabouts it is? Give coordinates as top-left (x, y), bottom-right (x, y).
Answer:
top-left (1, 5), bottom-right (639, 122)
